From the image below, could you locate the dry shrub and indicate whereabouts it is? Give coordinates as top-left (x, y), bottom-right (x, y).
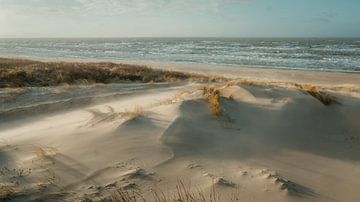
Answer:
top-left (198, 86), bottom-right (222, 116)
top-left (299, 84), bottom-right (339, 106)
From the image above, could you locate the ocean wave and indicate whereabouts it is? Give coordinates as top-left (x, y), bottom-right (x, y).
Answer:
top-left (0, 38), bottom-right (359, 72)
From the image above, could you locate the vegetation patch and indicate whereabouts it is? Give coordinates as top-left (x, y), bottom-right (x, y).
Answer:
top-left (198, 86), bottom-right (222, 116)
top-left (110, 180), bottom-right (240, 202)
top-left (121, 106), bottom-right (146, 121)
top-left (298, 84), bottom-right (340, 106)
top-left (0, 58), bottom-right (224, 88)
top-left (0, 185), bottom-right (21, 200)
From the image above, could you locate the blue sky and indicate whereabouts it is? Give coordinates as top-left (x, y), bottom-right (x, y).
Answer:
top-left (0, 0), bottom-right (359, 37)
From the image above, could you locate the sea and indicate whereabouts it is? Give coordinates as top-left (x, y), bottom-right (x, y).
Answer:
top-left (0, 38), bottom-right (359, 73)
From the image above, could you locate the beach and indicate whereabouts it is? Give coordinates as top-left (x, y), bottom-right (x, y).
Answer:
top-left (1, 58), bottom-right (360, 201)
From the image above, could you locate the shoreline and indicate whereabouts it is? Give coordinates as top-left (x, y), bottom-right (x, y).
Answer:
top-left (2, 55), bottom-right (360, 86)
top-left (4, 54), bottom-right (360, 73)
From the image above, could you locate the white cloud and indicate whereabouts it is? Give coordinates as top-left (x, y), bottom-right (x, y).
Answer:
top-left (0, 0), bottom-right (252, 37)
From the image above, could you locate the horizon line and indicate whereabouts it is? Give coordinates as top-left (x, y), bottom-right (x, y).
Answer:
top-left (1, 36), bottom-right (360, 39)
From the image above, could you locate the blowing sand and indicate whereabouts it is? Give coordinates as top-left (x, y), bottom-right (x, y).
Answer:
top-left (1, 61), bottom-right (360, 202)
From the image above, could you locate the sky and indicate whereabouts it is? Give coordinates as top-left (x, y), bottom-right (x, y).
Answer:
top-left (0, 0), bottom-right (359, 38)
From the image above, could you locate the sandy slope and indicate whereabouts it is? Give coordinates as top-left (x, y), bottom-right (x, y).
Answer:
top-left (1, 72), bottom-right (360, 201)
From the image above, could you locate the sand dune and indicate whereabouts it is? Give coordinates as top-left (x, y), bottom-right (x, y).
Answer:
top-left (1, 65), bottom-right (360, 201)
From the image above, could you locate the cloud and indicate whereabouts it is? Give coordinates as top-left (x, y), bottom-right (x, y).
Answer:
top-left (0, 0), bottom-right (251, 17)
top-left (0, 0), bottom-right (254, 37)
top-left (0, 0), bottom-right (80, 16)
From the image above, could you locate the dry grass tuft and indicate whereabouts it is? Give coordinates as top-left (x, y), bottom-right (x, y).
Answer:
top-left (111, 180), bottom-right (239, 202)
top-left (235, 78), bottom-right (264, 86)
top-left (84, 106), bottom-right (146, 127)
top-left (121, 106), bottom-right (145, 121)
top-left (111, 188), bottom-right (144, 202)
top-left (298, 84), bottom-right (339, 106)
top-left (198, 86), bottom-right (222, 116)
top-left (156, 91), bottom-right (189, 106)
top-left (34, 147), bottom-right (58, 159)
top-left (0, 185), bottom-right (20, 200)
top-left (2, 87), bottom-right (29, 95)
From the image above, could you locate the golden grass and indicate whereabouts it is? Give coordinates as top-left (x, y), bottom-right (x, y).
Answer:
top-left (0, 185), bottom-right (20, 200)
top-left (34, 147), bottom-right (58, 159)
top-left (156, 91), bottom-right (188, 106)
top-left (0, 58), bottom-right (224, 88)
top-left (157, 97), bottom-right (181, 106)
top-left (225, 79), bottom-right (342, 106)
top-left (3, 87), bottom-right (29, 95)
top-left (297, 84), bottom-right (339, 106)
top-left (198, 86), bottom-right (222, 116)
top-left (111, 188), bottom-right (144, 202)
top-left (49, 83), bottom-right (74, 94)
top-left (84, 106), bottom-right (146, 127)
top-left (122, 106), bottom-right (145, 121)
top-left (111, 180), bottom-right (240, 202)
top-left (234, 78), bottom-right (264, 86)
top-left (209, 94), bottom-right (222, 116)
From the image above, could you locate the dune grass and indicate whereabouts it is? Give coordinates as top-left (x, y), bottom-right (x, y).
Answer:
top-left (2, 87), bottom-right (29, 95)
top-left (198, 86), bottom-right (222, 116)
top-left (121, 106), bottom-right (145, 121)
top-left (110, 180), bottom-right (239, 202)
top-left (0, 58), bottom-right (223, 88)
top-left (0, 185), bottom-right (21, 200)
top-left (111, 188), bottom-right (144, 202)
top-left (85, 105), bottom-right (147, 127)
top-left (226, 78), bottom-right (341, 106)
top-left (297, 84), bottom-right (339, 106)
